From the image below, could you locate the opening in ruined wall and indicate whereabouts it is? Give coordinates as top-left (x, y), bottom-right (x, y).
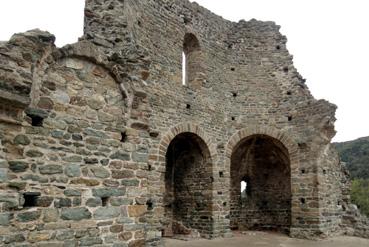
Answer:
top-left (230, 135), bottom-right (291, 233)
top-left (23, 192), bottom-right (41, 208)
top-left (241, 181), bottom-right (247, 199)
top-left (163, 132), bottom-right (213, 238)
top-left (240, 176), bottom-right (251, 200)
top-left (182, 33), bottom-right (203, 88)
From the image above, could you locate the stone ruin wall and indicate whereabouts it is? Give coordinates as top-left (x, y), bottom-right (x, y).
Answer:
top-left (0, 0), bottom-right (368, 246)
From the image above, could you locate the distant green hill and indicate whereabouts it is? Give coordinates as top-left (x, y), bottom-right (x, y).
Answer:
top-left (334, 136), bottom-right (369, 179)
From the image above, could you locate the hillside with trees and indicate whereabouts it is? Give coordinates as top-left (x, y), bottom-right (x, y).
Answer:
top-left (334, 137), bottom-right (369, 216)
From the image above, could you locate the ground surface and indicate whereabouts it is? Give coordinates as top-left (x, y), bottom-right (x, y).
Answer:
top-left (164, 231), bottom-right (369, 247)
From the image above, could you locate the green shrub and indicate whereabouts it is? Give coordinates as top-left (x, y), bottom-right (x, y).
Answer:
top-left (351, 179), bottom-right (369, 216)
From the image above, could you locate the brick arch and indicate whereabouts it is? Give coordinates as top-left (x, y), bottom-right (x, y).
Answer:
top-left (156, 122), bottom-right (218, 165)
top-left (225, 125), bottom-right (300, 232)
top-left (225, 125), bottom-right (299, 169)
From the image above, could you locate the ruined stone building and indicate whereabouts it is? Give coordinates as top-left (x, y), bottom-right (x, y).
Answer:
top-left (0, 0), bottom-right (368, 246)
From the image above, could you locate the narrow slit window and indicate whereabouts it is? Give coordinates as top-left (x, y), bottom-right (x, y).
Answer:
top-left (241, 181), bottom-right (247, 199)
top-left (182, 52), bottom-right (186, 85)
top-left (182, 33), bottom-right (202, 88)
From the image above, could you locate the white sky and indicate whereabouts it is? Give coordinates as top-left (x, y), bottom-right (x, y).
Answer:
top-left (0, 0), bottom-right (368, 142)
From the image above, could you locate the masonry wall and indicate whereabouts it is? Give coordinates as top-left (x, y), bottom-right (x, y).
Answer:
top-left (0, 0), bottom-right (368, 246)
top-left (0, 31), bottom-right (152, 246)
top-left (83, 0), bottom-right (368, 242)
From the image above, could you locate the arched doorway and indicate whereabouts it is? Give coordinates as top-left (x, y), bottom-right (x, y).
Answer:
top-left (163, 132), bottom-right (213, 238)
top-left (230, 134), bottom-right (291, 233)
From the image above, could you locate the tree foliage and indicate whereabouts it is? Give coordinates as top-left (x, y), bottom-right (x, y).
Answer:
top-left (334, 137), bottom-right (369, 216)
top-left (351, 179), bottom-right (369, 216)
top-left (334, 136), bottom-right (369, 179)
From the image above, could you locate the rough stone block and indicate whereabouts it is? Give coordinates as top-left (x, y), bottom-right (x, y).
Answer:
top-left (65, 164), bottom-right (81, 177)
top-left (90, 166), bottom-right (110, 178)
top-left (92, 188), bottom-right (125, 197)
top-left (93, 206), bottom-right (120, 220)
top-left (17, 210), bottom-right (41, 222)
top-left (0, 213), bottom-right (12, 226)
top-left (39, 164), bottom-right (63, 174)
top-left (9, 160), bottom-right (29, 173)
top-left (61, 207), bottom-right (91, 221)
top-left (128, 205), bottom-right (147, 217)
top-left (86, 197), bottom-right (102, 207)
top-left (110, 151), bottom-right (130, 161)
top-left (43, 208), bottom-right (59, 223)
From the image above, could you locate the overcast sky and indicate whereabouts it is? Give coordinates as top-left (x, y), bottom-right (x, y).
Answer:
top-left (0, 0), bottom-right (368, 142)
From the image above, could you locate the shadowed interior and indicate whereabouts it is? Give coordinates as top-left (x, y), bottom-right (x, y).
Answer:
top-left (230, 135), bottom-right (291, 233)
top-left (164, 132), bottom-right (213, 237)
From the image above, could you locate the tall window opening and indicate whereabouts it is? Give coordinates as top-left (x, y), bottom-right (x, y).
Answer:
top-left (182, 52), bottom-right (186, 85)
top-left (241, 180), bottom-right (247, 199)
top-left (182, 33), bottom-right (204, 88)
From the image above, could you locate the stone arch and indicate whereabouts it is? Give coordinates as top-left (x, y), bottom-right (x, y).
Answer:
top-left (225, 126), bottom-right (299, 233)
top-left (155, 123), bottom-right (217, 238)
top-left (44, 41), bottom-right (151, 123)
top-left (157, 122), bottom-right (218, 164)
top-left (225, 126), bottom-right (299, 166)
top-left (56, 41), bottom-right (138, 101)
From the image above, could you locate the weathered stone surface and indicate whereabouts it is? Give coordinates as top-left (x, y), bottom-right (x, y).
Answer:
top-left (86, 96), bottom-right (105, 110)
top-left (86, 197), bottom-right (102, 207)
top-left (92, 188), bottom-right (125, 197)
top-left (91, 166), bottom-right (110, 178)
top-left (128, 205), bottom-right (146, 217)
top-left (131, 152), bottom-right (148, 163)
top-left (119, 232), bottom-right (133, 241)
top-left (25, 149), bottom-right (43, 157)
top-left (8, 181), bottom-right (27, 190)
top-left (66, 58), bottom-right (84, 70)
top-left (39, 164), bottom-right (63, 174)
top-left (65, 164), bottom-right (81, 177)
top-left (110, 151), bottom-right (130, 161)
top-left (56, 230), bottom-right (74, 241)
top-left (43, 208), bottom-right (59, 222)
top-left (62, 155), bottom-right (82, 163)
top-left (14, 134), bottom-right (31, 145)
top-left (17, 210), bottom-right (41, 222)
top-left (111, 198), bottom-right (133, 206)
top-left (55, 198), bottom-right (72, 208)
top-left (3, 234), bottom-right (25, 244)
top-left (70, 178), bottom-right (99, 186)
top-left (37, 96), bottom-right (54, 110)
top-left (0, 213), bottom-right (12, 226)
top-left (79, 237), bottom-right (103, 246)
top-left (64, 189), bottom-right (81, 197)
top-left (93, 207), bottom-right (120, 219)
top-left (128, 239), bottom-right (145, 247)
top-left (28, 231), bottom-right (52, 243)
top-left (121, 179), bottom-right (140, 187)
top-left (0, 194), bottom-right (19, 209)
top-left (61, 207), bottom-right (91, 221)
top-left (112, 170), bottom-right (134, 179)
top-left (21, 173), bottom-right (48, 183)
top-left (35, 196), bottom-right (54, 207)
top-left (110, 224), bottom-right (124, 233)
top-left (0, 168), bottom-right (7, 182)
top-left (9, 160), bottom-right (28, 172)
